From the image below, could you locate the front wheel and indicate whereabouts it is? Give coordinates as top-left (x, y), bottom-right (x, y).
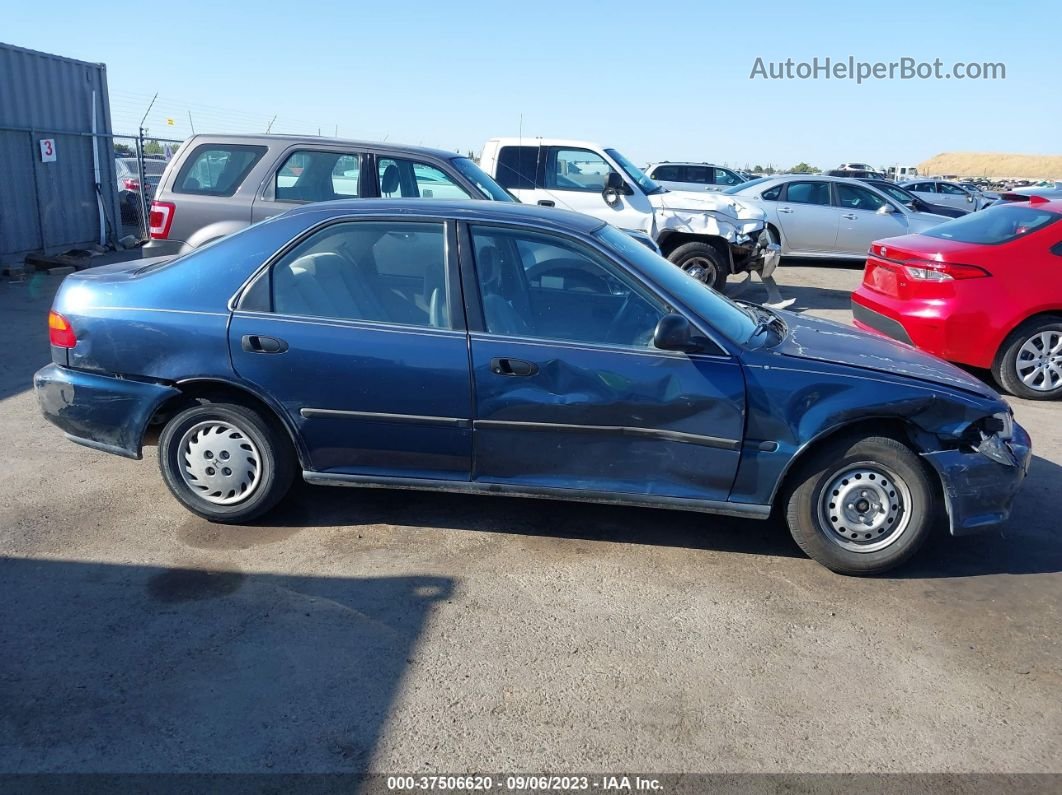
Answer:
top-left (784, 436), bottom-right (936, 575)
top-left (668, 242), bottom-right (728, 292)
top-left (158, 401), bottom-right (294, 522)
top-left (993, 317), bottom-right (1062, 400)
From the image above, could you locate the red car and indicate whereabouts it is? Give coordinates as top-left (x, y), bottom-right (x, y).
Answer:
top-left (852, 197), bottom-right (1062, 400)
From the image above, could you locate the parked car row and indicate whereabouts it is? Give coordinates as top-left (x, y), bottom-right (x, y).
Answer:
top-left (115, 156), bottom-right (168, 223)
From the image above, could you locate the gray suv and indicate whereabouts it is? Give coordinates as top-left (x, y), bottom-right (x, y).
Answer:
top-left (146, 134), bottom-right (513, 255)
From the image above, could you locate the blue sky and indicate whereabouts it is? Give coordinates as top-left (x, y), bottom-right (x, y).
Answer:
top-left (4, 0), bottom-right (1058, 170)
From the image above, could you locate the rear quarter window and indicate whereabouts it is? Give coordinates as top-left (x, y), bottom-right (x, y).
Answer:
top-left (173, 144), bottom-right (267, 197)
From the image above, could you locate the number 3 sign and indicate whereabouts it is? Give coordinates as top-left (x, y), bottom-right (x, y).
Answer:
top-left (39, 138), bottom-right (56, 162)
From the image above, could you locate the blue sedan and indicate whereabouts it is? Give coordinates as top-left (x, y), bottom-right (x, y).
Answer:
top-left (35, 201), bottom-right (1031, 574)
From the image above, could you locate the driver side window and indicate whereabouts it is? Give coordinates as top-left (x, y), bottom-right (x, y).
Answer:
top-left (545, 148), bottom-right (613, 192)
top-left (470, 226), bottom-right (665, 348)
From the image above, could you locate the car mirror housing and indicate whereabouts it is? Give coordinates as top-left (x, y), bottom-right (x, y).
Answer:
top-left (653, 313), bottom-right (701, 352)
top-left (877, 204), bottom-right (897, 215)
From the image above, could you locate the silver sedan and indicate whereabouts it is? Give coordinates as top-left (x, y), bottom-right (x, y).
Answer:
top-left (724, 175), bottom-right (951, 259)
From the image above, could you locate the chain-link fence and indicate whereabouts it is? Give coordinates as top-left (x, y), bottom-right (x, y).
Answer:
top-left (110, 132), bottom-right (185, 241)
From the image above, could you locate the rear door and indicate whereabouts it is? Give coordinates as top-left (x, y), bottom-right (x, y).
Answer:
top-left (774, 180), bottom-right (840, 254)
top-left (833, 182), bottom-right (910, 256)
top-left (228, 217), bottom-right (472, 480)
top-left (250, 147), bottom-right (369, 223)
top-left (461, 222), bottom-right (745, 501)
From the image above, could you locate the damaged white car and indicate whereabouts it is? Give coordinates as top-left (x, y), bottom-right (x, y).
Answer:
top-left (480, 138), bottom-right (780, 290)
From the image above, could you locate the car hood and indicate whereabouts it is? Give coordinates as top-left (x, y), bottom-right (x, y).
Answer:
top-left (773, 311), bottom-right (1001, 400)
top-left (650, 189), bottom-right (766, 222)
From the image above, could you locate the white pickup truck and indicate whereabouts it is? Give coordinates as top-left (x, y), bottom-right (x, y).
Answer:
top-left (480, 138), bottom-right (780, 290)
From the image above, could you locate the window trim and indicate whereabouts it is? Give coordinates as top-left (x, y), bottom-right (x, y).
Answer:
top-left (172, 143), bottom-right (267, 197)
top-left (233, 215), bottom-right (465, 332)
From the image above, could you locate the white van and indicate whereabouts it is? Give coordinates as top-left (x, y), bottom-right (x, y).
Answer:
top-left (479, 138), bottom-right (779, 290)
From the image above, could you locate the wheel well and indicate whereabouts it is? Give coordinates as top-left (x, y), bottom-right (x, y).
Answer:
top-left (993, 311), bottom-right (1062, 366)
top-left (772, 417), bottom-right (933, 506)
top-left (656, 232), bottom-right (731, 265)
top-left (145, 380), bottom-right (306, 467)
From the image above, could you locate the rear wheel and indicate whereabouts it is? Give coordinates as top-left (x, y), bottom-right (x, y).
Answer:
top-left (158, 401), bottom-right (294, 522)
top-left (993, 317), bottom-right (1062, 400)
top-left (668, 242), bottom-right (728, 291)
top-left (784, 435), bottom-right (935, 575)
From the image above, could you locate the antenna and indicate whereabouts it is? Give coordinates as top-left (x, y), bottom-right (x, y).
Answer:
top-left (265, 114), bottom-right (277, 134)
top-left (187, 111), bottom-right (195, 135)
top-left (138, 93), bottom-right (158, 129)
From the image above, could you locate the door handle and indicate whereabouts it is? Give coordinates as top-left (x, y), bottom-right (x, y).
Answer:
top-left (841, 213), bottom-right (858, 220)
top-left (490, 357), bottom-right (538, 377)
top-left (778, 206), bottom-right (793, 214)
top-left (537, 199), bottom-right (556, 207)
top-left (241, 334), bottom-right (288, 354)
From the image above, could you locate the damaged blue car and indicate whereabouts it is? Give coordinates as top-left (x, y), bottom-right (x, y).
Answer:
top-left (34, 201), bottom-right (1031, 574)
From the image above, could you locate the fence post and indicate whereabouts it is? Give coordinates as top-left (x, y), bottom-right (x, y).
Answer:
top-left (136, 128), bottom-right (149, 238)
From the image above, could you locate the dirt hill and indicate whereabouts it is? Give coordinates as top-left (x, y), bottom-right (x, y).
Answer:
top-left (918, 152), bottom-right (1062, 179)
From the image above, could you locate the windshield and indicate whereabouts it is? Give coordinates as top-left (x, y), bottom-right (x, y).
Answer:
top-left (922, 204), bottom-right (1060, 245)
top-left (595, 225), bottom-right (758, 345)
top-left (604, 148), bottom-right (665, 195)
top-left (723, 177), bottom-right (770, 194)
top-left (450, 157), bottom-right (516, 202)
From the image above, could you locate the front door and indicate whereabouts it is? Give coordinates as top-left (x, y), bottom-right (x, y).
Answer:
top-left (462, 222), bottom-right (745, 502)
top-left (832, 182), bottom-right (911, 256)
top-left (228, 217), bottom-right (472, 480)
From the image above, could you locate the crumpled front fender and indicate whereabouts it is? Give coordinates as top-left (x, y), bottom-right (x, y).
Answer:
top-left (655, 209), bottom-right (740, 242)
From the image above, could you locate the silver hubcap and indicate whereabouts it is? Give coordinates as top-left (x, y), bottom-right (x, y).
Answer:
top-left (682, 257), bottom-right (718, 285)
top-left (817, 464), bottom-right (913, 553)
top-left (177, 421), bottom-right (262, 505)
top-left (1016, 330), bottom-right (1062, 392)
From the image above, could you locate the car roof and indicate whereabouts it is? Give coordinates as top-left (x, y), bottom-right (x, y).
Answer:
top-left (646, 162), bottom-right (729, 169)
top-left (181, 133), bottom-right (463, 161)
top-left (487, 137), bottom-right (602, 150)
top-left (741, 174), bottom-right (888, 184)
top-left (282, 198), bottom-right (608, 233)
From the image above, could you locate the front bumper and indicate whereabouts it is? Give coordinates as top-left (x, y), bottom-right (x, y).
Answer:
top-left (34, 364), bottom-right (180, 459)
top-left (733, 228), bottom-right (782, 277)
top-left (922, 420), bottom-right (1033, 536)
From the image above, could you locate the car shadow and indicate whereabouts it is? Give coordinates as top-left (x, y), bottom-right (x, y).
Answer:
top-left (0, 556), bottom-right (450, 772)
top-left (240, 451), bottom-right (1062, 579)
top-left (252, 481), bottom-right (806, 561)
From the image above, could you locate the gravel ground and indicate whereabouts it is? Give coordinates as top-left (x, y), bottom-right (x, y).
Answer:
top-left (0, 263), bottom-right (1059, 775)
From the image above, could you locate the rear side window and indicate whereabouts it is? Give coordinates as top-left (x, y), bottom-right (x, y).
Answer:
top-left (274, 150), bottom-right (361, 202)
top-left (651, 165), bottom-right (682, 181)
top-left (495, 146), bottom-right (539, 189)
top-left (760, 185), bottom-right (782, 201)
top-left (785, 181), bottom-right (830, 206)
top-left (173, 144), bottom-right (266, 196)
top-left (923, 205), bottom-right (1061, 245)
top-left (271, 221), bottom-right (450, 328)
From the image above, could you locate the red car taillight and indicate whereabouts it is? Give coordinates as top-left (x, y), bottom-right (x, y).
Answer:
top-left (901, 259), bottom-right (991, 281)
top-left (48, 311), bottom-right (76, 348)
top-left (149, 201), bottom-right (175, 239)
top-left (122, 177), bottom-right (140, 191)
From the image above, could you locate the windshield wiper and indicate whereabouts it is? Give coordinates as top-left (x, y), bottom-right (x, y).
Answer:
top-left (737, 300), bottom-right (787, 343)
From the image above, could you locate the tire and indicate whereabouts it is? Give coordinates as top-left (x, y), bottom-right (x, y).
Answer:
top-left (668, 242), bottom-right (728, 291)
top-left (784, 435), bottom-right (935, 575)
top-left (158, 401), bottom-right (295, 523)
top-left (992, 317), bottom-right (1062, 400)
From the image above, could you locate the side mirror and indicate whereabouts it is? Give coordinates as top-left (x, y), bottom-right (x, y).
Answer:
top-left (877, 204), bottom-right (897, 215)
top-left (653, 313), bottom-right (701, 352)
top-left (966, 194), bottom-right (974, 203)
top-left (602, 171), bottom-right (629, 206)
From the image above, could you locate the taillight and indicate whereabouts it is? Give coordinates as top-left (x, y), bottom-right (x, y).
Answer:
top-left (901, 259), bottom-right (990, 281)
top-left (122, 177), bottom-right (140, 191)
top-left (149, 201), bottom-right (175, 239)
top-left (48, 311), bottom-right (77, 348)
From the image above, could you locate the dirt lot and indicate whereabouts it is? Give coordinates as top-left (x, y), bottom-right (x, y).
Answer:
top-left (0, 264), bottom-right (1059, 775)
